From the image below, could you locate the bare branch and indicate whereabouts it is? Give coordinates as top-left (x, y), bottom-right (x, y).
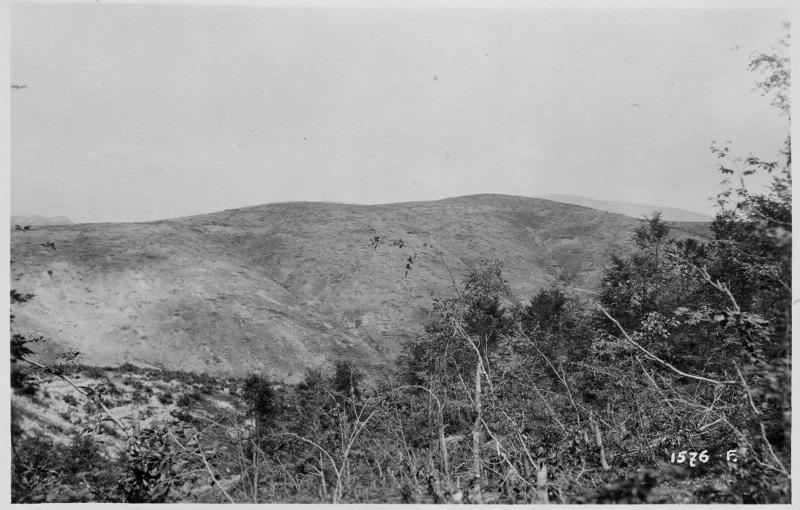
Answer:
top-left (193, 429), bottom-right (236, 504)
top-left (734, 364), bottom-right (761, 416)
top-left (597, 306), bottom-right (737, 386)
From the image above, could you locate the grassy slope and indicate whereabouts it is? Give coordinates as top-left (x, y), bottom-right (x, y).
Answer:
top-left (12, 194), bottom-right (652, 381)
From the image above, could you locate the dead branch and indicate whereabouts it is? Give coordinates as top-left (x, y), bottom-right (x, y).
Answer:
top-left (193, 430), bottom-right (236, 504)
top-left (734, 364), bottom-right (761, 416)
top-left (597, 306), bottom-right (737, 385)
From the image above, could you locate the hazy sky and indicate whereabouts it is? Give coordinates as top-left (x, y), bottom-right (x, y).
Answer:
top-left (10, 3), bottom-right (789, 223)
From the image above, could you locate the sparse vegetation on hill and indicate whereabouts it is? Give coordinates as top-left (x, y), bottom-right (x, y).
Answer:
top-left (9, 29), bottom-right (789, 504)
top-left (11, 193), bottom-right (666, 379)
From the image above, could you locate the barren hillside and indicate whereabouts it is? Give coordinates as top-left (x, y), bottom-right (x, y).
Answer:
top-left (11, 194), bottom-right (661, 381)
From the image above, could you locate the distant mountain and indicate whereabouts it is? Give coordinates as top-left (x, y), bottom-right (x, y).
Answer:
top-left (537, 194), bottom-right (712, 222)
top-left (10, 194), bottom-right (703, 381)
top-left (12, 215), bottom-right (73, 226)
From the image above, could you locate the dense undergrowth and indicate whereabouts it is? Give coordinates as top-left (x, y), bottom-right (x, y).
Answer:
top-left (9, 29), bottom-right (791, 504)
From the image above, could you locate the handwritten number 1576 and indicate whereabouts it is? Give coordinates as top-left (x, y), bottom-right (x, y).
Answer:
top-left (670, 450), bottom-right (709, 467)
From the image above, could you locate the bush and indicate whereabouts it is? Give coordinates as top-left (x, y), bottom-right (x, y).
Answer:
top-left (12, 430), bottom-right (107, 502)
top-left (330, 361), bottom-right (364, 399)
top-left (117, 362), bottom-right (144, 374)
top-left (176, 391), bottom-right (203, 408)
top-left (12, 431), bottom-right (60, 502)
top-left (62, 393), bottom-right (79, 406)
top-left (82, 366), bottom-right (108, 379)
top-left (130, 389), bottom-right (150, 405)
top-left (63, 432), bottom-right (102, 474)
top-left (242, 374), bottom-right (277, 429)
top-left (104, 381), bottom-right (123, 397)
top-left (117, 427), bottom-right (177, 503)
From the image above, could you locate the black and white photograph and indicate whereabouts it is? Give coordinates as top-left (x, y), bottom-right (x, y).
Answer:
top-left (6, 0), bottom-right (792, 504)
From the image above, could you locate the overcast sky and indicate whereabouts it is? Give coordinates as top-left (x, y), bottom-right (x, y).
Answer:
top-left (10, 3), bottom-right (789, 223)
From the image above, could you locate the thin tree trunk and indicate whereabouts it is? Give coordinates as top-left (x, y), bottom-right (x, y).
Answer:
top-left (318, 453), bottom-right (328, 499)
top-left (536, 463), bottom-right (549, 504)
top-left (253, 449), bottom-right (258, 503)
top-left (590, 412), bottom-right (610, 470)
top-left (438, 409), bottom-right (451, 489)
top-left (472, 358), bottom-right (484, 503)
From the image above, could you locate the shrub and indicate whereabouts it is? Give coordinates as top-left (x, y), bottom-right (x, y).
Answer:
top-left (176, 391), bottom-right (203, 408)
top-left (12, 431), bottom-right (59, 501)
top-left (330, 361), bottom-right (364, 399)
top-left (170, 408), bottom-right (192, 422)
top-left (63, 432), bottom-right (102, 474)
top-left (130, 390), bottom-right (150, 405)
top-left (104, 381), bottom-right (123, 397)
top-left (242, 374), bottom-right (277, 430)
top-left (11, 402), bottom-right (24, 440)
top-left (62, 393), bottom-right (79, 406)
top-left (522, 287), bottom-right (568, 331)
top-left (117, 362), bottom-right (143, 374)
top-left (117, 427), bottom-right (177, 503)
top-left (82, 366), bottom-right (107, 380)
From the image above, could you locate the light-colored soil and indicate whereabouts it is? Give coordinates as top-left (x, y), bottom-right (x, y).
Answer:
top-left (12, 368), bottom-right (238, 456)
